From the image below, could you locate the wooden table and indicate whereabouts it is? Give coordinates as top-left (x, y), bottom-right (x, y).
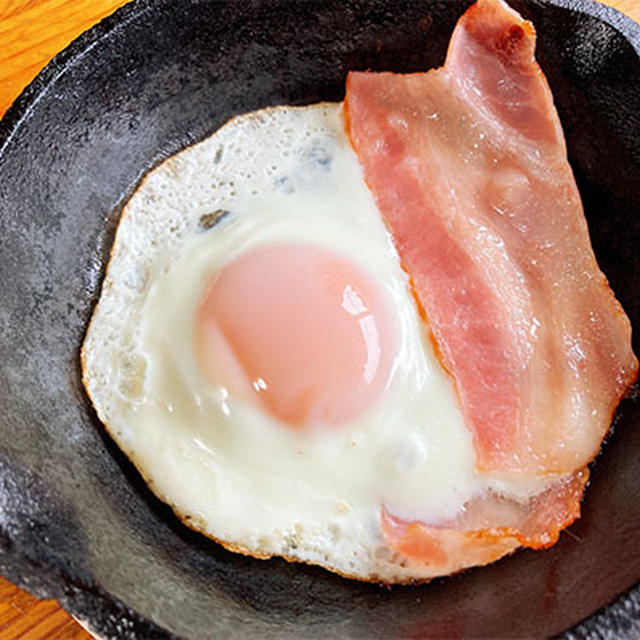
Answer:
top-left (0, 0), bottom-right (638, 637)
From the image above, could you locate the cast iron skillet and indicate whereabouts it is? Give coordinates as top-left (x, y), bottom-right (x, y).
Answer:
top-left (0, 0), bottom-right (639, 637)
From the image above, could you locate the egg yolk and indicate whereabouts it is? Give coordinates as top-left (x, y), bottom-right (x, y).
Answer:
top-left (195, 243), bottom-right (397, 428)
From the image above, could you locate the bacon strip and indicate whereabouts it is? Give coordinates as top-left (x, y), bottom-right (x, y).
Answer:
top-left (346, 0), bottom-right (637, 566)
top-left (345, 0), bottom-right (637, 476)
top-left (381, 470), bottom-right (588, 570)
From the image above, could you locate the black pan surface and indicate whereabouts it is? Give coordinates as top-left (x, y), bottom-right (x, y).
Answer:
top-left (0, 0), bottom-right (639, 637)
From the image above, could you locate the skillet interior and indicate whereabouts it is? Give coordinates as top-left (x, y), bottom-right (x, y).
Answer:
top-left (0, 0), bottom-right (639, 637)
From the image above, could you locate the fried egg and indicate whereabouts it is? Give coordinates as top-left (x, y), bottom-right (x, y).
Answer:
top-left (82, 103), bottom-right (551, 582)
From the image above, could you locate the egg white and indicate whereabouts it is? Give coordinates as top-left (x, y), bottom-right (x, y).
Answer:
top-left (82, 103), bottom-right (553, 581)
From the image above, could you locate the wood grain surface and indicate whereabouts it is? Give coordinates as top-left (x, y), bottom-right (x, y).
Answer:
top-left (0, 0), bottom-right (638, 637)
top-left (0, 576), bottom-right (91, 639)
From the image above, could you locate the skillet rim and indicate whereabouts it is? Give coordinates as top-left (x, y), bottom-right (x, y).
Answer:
top-left (0, 0), bottom-right (639, 638)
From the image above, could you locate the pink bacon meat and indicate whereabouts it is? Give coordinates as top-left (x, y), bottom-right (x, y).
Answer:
top-left (345, 0), bottom-right (637, 565)
top-left (346, 0), bottom-right (636, 475)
